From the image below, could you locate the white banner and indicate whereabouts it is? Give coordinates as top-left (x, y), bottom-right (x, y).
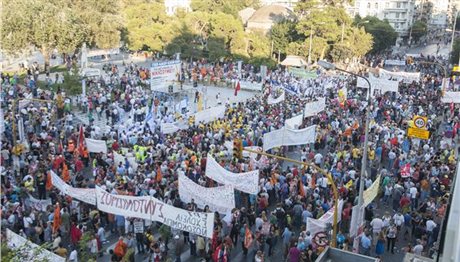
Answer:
top-left (384, 60), bottom-right (406, 66)
top-left (285, 114), bottom-right (303, 129)
top-left (50, 171), bottom-right (97, 205)
top-left (24, 195), bottom-right (52, 212)
top-left (267, 91), bottom-right (285, 104)
top-left (356, 75), bottom-right (399, 94)
top-left (363, 175), bottom-right (381, 207)
top-left (95, 186), bottom-right (215, 238)
top-left (178, 173), bottom-right (235, 214)
top-left (441, 91), bottom-right (460, 103)
top-left (263, 125), bottom-right (316, 151)
top-left (205, 155), bottom-right (259, 195)
top-left (6, 229), bottom-right (66, 262)
top-left (246, 146), bottom-right (270, 169)
top-left (85, 138), bottom-right (108, 154)
top-left (304, 97), bottom-right (326, 118)
top-left (150, 60), bottom-right (181, 91)
top-left (306, 200), bottom-right (344, 237)
top-left (194, 105), bottom-right (226, 125)
top-left (113, 152), bottom-right (138, 171)
top-left (379, 68), bottom-right (420, 84)
top-left (240, 81), bottom-right (263, 91)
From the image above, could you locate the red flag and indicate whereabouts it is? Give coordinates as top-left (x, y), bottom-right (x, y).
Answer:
top-left (234, 81), bottom-right (241, 96)
top-left (58, 140), bottom-right (63, 154)
top-left (53, 203), bottom-right (61, 234)
top-left (451, 102), bottom-right (455, 115)
top-left (77, 125), bottom-right (85, 155)
top-left (400, 163), bottom-right (411, 178)
top-left (62, 163), bottom-right (70, 182)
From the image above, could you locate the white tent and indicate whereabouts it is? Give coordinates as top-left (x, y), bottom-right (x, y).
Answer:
top-left (280, 55), bottom-right (308, 67)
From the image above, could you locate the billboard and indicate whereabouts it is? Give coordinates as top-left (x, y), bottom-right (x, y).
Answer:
top-left (150, 60), bottom-right (181, 91)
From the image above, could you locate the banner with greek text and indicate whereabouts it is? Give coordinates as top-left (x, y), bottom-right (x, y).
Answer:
top-left (304, 97), bottom-right (326, 117)
top-left (379, 69), bottom-right (420, 84)
top-left (150, 60), bottom-right (181, 91)
top-left (240, 80), bottom-right (263, 91)
top-left (363, 175), bottom-right (381, 207)
top-left (50, 171), bottom-right (97, 205)
top-left (24, 195), bottom-right (52, 212)
top-left (178, 173), bottom-right (235, 214)
top-left (85, 138), bottom-right (108, 154)
top-left (205, 155), bottom-right (259, 195)
top-left (6, 229), bottom-right (65, 262)
top-left (263, 125), bottom-right (316, 151)
top-left (194, 105), bottom-right (226, 125)
top-left (267, 90), bottom-right (285, 105)
top-left (95, 186), bottom-right (214, 238)
top-left (441, 91), bottom-right (460, 103)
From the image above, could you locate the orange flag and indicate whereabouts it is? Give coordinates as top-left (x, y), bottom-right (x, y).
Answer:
top-left (156, 167), bottom-right (162, 183)
top-left (310, 173), bottom-right (316, 189)
top-left (46, 172), bottom-right (53, 190)
top-left (298, 179), bottom-right (306, 197)
top-left (53, 203), bottom-right (61, 233)
top-left (244, 226), bottom-right (253, 249)
top-left (62, 163), bottom-right (70, 183)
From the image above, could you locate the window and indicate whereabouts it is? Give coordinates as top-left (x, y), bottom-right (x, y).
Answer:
top-left (397, 2), bottom-right (401, 8)
top-left (395, 23), bottom-right (399, 29)
top-left (375, 2), bottom-right (378, 9)
top-left (367, 2), bottom-right (371, 9)
top-left (396, 12), bottom-right (400, 18)
top-left (385, 2), bottom-right (389, 8)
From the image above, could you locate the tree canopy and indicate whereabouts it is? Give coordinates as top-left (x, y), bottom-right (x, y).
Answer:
top-left (410, 20), bottom-right (428, 43)
top-left (354, 16), bottom-right (397, 53)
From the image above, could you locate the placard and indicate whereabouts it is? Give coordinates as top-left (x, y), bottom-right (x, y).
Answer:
top-left (304, 97), bottom-right (326, 117)
top-left (285, 114), bottom-right (303, 129)
top-left (267, 91), bottom-right (285, 105)
top-left (441, 92), bottom-right (460, 103)
top-left (306, 200), bottom-right (344, 237)
top-left (205, 154), bottom-right (259, 195)
top-left (85, 138), bottom-right (108, 154)
top-left (363, 175), bottom-right (381, 207)
top-left (95, 186), bottom-right (214, 238)
top-left (379, 69), bottom-right (420, 84)
top-left (178, 173), bottom-right (235, 214)
top-left (133, 221), bottom-right (144, 233)
top-left (407, 127), bottom-right (430, 140)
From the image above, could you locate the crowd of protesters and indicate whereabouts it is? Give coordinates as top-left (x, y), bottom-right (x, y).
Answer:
top-left (0, 51), bottom-right (457, 262)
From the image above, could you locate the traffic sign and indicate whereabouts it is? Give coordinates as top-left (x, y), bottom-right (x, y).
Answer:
top-left (413, 115), bottom-right (427, 129)
top-left (408, 127), bottom-right (430, 140)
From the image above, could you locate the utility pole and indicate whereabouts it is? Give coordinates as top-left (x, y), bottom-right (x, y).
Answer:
top-left (451, 10), bottom-right (459, 54)
top-left (308, 27), bottom-right (313, 65)
top-left (278, 49), bottom-right (281, 64)
top-left (270, 40), bottom-right (274, 59)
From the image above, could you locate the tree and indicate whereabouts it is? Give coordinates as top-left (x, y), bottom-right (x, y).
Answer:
top-left (355, 16), bottom-right (397, 53)
top-left (410, 20), bottom-right (427, 43)
top-left (191, 0), bottom-right (259, 18)
top-left (124, 1), bottom-right (180, 51)
top-left (2, 0), bottom-right (88, 71)
top-left (270, 20), bottom-right (304, 56)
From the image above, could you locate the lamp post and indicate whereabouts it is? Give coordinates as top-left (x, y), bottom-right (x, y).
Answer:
top-left (318, 60), bottom-right (372, 242)
top-left (450, 10), bottom-right (459, 55)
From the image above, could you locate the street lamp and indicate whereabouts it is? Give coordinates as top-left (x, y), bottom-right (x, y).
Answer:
top-left (318, 59), bottom-right (372, 242)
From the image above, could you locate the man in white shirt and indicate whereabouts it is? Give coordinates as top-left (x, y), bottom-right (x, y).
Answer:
top-left (370, 217), bottom-right (384, 245)
top-left (409, 185), bottom-right (418, 210)
top-left (314, 153), bottom-right (323, 166)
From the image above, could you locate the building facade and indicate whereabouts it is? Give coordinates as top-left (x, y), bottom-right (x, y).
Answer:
top-left (259, 0), bottom-right (299, 10)
top-left (347, 0), bottom-right (416, 36)
top-left (164, 0), bottom-right (191, 16)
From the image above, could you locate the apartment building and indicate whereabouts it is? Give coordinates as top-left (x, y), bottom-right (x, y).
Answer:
top-left (164, 0), bottom-right (191, 16)
top-left (259, 0), bottom-right (299, 10)
top-left (347, 0), bottom-right (416, 36)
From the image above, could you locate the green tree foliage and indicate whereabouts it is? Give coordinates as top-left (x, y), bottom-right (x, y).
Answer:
top-left (410, 20), bottom-right (428, 43)
top-left (2, 0), bottom-right (122, 70)
top-left (354, 16), bottom-right (397, 53)
top-left (270, 20), bottom-right (304, 56)
top-left (190, 0), bottom-right (259, 17)
top-left (124, 1), bottom-right (180, 51)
